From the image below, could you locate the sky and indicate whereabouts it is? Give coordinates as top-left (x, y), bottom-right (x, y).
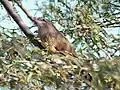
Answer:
top-left (0, 0), bottom-right (44, 28)
top-left (0, 0), bottom-right (119, 33)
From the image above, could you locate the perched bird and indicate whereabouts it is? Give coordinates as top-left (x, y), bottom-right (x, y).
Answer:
top-left (33, 17), bottom-right (77, 57)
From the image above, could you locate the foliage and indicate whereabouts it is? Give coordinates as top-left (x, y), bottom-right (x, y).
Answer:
top-left (0, 0), bottom-right (120, 90)
top-left (40, 0), bottom-right (120, 58)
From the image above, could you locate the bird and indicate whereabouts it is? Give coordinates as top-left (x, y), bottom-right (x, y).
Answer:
top-left (33, 17), bottom-right (77, 57)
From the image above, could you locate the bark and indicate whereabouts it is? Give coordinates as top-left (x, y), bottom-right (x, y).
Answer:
top-left (0, 0), bottom-right (44, 49)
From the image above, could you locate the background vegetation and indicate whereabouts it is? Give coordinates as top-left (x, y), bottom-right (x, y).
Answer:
top-left (0, 0), bottom-right (120, 90)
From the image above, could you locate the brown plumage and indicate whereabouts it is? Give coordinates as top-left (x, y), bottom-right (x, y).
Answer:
top-left (33, 17), bottom-right (77, 57)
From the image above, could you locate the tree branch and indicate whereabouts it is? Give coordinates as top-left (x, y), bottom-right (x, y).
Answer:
top-left (0, 0), bottom-right (44, 49)
top-left (15, 1), bottom-right (35, 23)
top-left (100, 21), bottom-right (120, 28)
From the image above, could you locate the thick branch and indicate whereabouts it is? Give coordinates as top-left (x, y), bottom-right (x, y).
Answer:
top-left (0, 0), bottom-right (44, 49)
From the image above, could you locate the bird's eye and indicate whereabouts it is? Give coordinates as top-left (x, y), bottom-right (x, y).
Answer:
top-left (36, 17), bottom-right (47, 22)
top-left (41, 18), bottom-right (47, 22)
